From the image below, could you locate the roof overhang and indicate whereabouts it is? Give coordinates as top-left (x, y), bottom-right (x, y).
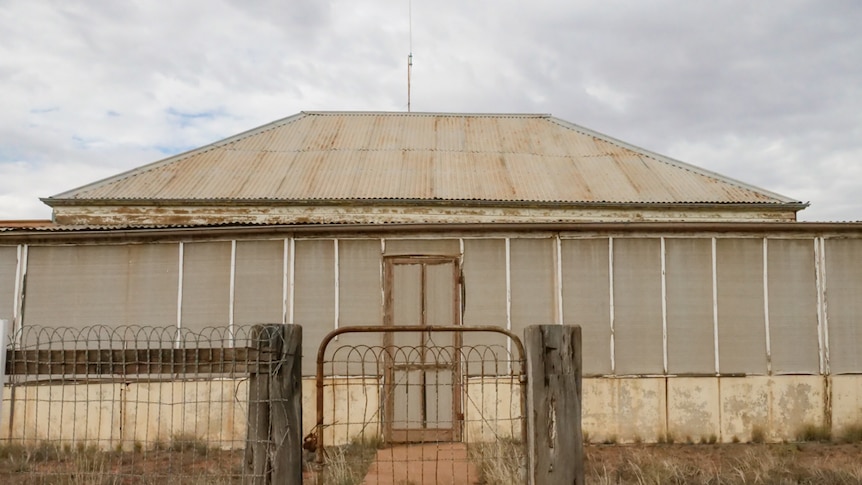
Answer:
top-left (42, 198), bottom-right (807, 226)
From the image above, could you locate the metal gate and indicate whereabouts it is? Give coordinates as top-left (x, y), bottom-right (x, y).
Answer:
top-left (314, 325), bottom-right (526, 480)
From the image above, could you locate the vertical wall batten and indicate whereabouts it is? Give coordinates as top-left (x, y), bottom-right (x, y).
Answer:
top-left (288, 238), bottom-right (295, 325)
top-left (813, 237), bottom-right (823, 375)
top-left (334, 239), bottom-right (340, 332)
top-left (555, 235), bottom-right (563, 325)
top-left (176, 242), bottom-right (184, 332)
top-left (282, 239), bottom-right (289, 324)
top-left (711, 238), bottom-right (720, 374)
top-left (13, 244), bottom-right (27, 333)
top-left (819, 237), bottom-right (830, 374)
top-left (660, 237), bottom-right (668, 374)
top-left (228, 240), bottom-right (237, 343)
top-left (505, 238), bottom-right (512, 333)
top-left (11, 246), bottom-right (20, 326)
top-left (814, 238), bottom-right (825, 375)
top-left (504, 238), bottom-right (513, 359)
top-left (608, 237), bottom-right (615, 374)
top-left (763, 239), bottom-right (772, 375)
top-left (380, 239), bottom-right (386, 326)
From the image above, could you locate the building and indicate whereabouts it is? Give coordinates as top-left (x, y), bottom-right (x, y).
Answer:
top-left (2, 111), bottom-right (861, 445)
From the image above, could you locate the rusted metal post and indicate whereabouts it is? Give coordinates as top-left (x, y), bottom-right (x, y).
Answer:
top-left (244, 324), bottom-right (302, 484)
top-left (525, 325), bottom-right (584, 485)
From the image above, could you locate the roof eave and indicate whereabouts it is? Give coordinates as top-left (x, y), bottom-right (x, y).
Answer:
top-left (42, 197), bottom-right (809, 212)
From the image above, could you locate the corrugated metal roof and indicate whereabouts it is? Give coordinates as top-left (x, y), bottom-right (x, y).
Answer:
top-left (47, 111), bottom-right (801, 206)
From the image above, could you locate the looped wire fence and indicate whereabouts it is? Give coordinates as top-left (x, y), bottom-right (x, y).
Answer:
top-left (1, 324), bottom-right (281, 484)
top-left (314, 326), bottom-right (526, 485)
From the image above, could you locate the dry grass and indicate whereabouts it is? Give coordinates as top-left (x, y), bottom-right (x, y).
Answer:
top-left (6, 435), bottom-right (862, 484)
top-left (311, 437), bottom-right (382, 485)
top-left (468, 438), bottom-right (524, 485)
top-left (469, 437), bottom-right (862, 484)
top-left (0, 440), bottom-right (243, 484)
top-left (587, 442), bottom-right (862, 484)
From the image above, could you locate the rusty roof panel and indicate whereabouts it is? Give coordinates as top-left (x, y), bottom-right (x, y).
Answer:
top-left (49, 111), bottom-right (801, 207)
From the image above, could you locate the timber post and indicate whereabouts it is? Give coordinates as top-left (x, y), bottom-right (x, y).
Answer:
top-left (244, 324), bottom-right (302, 484)
top-left (525, 325), bottom-right (584, 485)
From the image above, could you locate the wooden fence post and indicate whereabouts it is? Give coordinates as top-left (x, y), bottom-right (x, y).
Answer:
top-left (271, 324), bottom-right (302, 484)
top-left (525, 325), bottom-right (584, 485)
top-left (244, 324), bottom-right (302, 484)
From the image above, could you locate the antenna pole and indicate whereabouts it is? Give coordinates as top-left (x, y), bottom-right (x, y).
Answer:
top-left (408, 53), bottom-right (412, 112)
top-left (407, 0), bottom-right (413, 112)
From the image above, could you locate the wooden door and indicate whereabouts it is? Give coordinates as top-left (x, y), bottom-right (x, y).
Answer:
top-left (383, 256), bottom-right (462, 443)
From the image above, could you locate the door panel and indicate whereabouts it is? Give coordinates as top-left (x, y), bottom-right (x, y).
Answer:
top-left (384, 256), bottom-right (461, 443)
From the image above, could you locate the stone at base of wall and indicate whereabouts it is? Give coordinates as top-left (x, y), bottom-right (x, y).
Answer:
top-left (2, 375), bottom-right (860, 447)
top-left (582, 375), bottom-right (862, 444)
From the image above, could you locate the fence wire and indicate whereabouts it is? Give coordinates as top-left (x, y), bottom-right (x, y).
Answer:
top-left (315, 333), bottom-right (526, 485)
top-left (1, 324), bottom-right (279, 484)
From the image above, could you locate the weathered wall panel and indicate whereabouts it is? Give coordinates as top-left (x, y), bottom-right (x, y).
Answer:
top-left (666, 377), bottom-right (719, 442)
top-left (338, 239), bottom-right (382, 326)
top-left (181, 242), bottom-right (230, 331)
top-left (462, 239), bottom-right (508, 366)
top-left (719, 376), bottom-right (824, 443)
top-left (1, 383), bottom-right (122, 448)
top-left (25, 244), bottom-right (179, 328)
top-left (824, 238), bottom-right (862, 374)
top-left (716, 239), bottom-right (767, 375)
top-left (561, 238), bottom-right (612, 376)
top-left (767, 239), bottom-right (819, 374)
top-left (337, 239), bottom-right (382, 350)
top-left (582, 377), bottom-right (666, 443)
top-left (666, 238), bottom-right (715, 375)
top-left (294, 239), bottom-right (336, 373)
top-left (613, 238), bottom-right (663, 375)
top-left (509, 238), bottom-right (555, 340)
top-left (125, 244), bottom-right (180, 326)
top-left (24, 246), bottom-right (124, 328)
top-left (831, 375), bottom-right (862, 434)
top-left (234, 240), bottom-right (284, 325)
top-left (0, 246), bottom-right (17, 321)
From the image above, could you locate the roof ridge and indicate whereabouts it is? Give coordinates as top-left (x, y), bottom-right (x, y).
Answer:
top-left (303, 110), bottom-right (551, 118)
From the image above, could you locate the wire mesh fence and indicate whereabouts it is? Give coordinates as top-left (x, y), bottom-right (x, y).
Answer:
top-left (1, 324), bottom-right (287, 484)
top-left (313, 326), bottom-right (526, 485)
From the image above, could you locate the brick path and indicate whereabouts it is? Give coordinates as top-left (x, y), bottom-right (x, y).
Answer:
top-left (361, 442), bottom-right (481, 485)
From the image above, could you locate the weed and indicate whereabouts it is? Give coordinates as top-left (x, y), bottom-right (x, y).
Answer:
top-left (838, 423), bottom-right (862, 443)
top-left (167, 434), bottom-right (209, 456)
top-left (750, 425), bottom-right (766, 444)
top-left (700, 434), bottom-right (718, 445)
top-left (796, 423), bottom-right (832, 442)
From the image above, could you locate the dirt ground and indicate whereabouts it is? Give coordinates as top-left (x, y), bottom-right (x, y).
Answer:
top-left (4, 441), bottom-right (862, 484)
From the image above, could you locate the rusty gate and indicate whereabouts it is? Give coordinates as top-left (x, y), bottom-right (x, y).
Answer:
top-left (314, 325), bottom-right (526, 483)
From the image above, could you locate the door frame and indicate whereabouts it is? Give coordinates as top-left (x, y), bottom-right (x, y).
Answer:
top-left (382, 255), bottom-right (463, 443)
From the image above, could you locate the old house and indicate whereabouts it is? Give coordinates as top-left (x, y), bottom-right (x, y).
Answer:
top-left (2, 111), bottom-right (861, 445)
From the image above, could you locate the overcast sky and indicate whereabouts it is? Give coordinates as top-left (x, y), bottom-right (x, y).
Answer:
top-left (2, 1), bottom-right (861, 221)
